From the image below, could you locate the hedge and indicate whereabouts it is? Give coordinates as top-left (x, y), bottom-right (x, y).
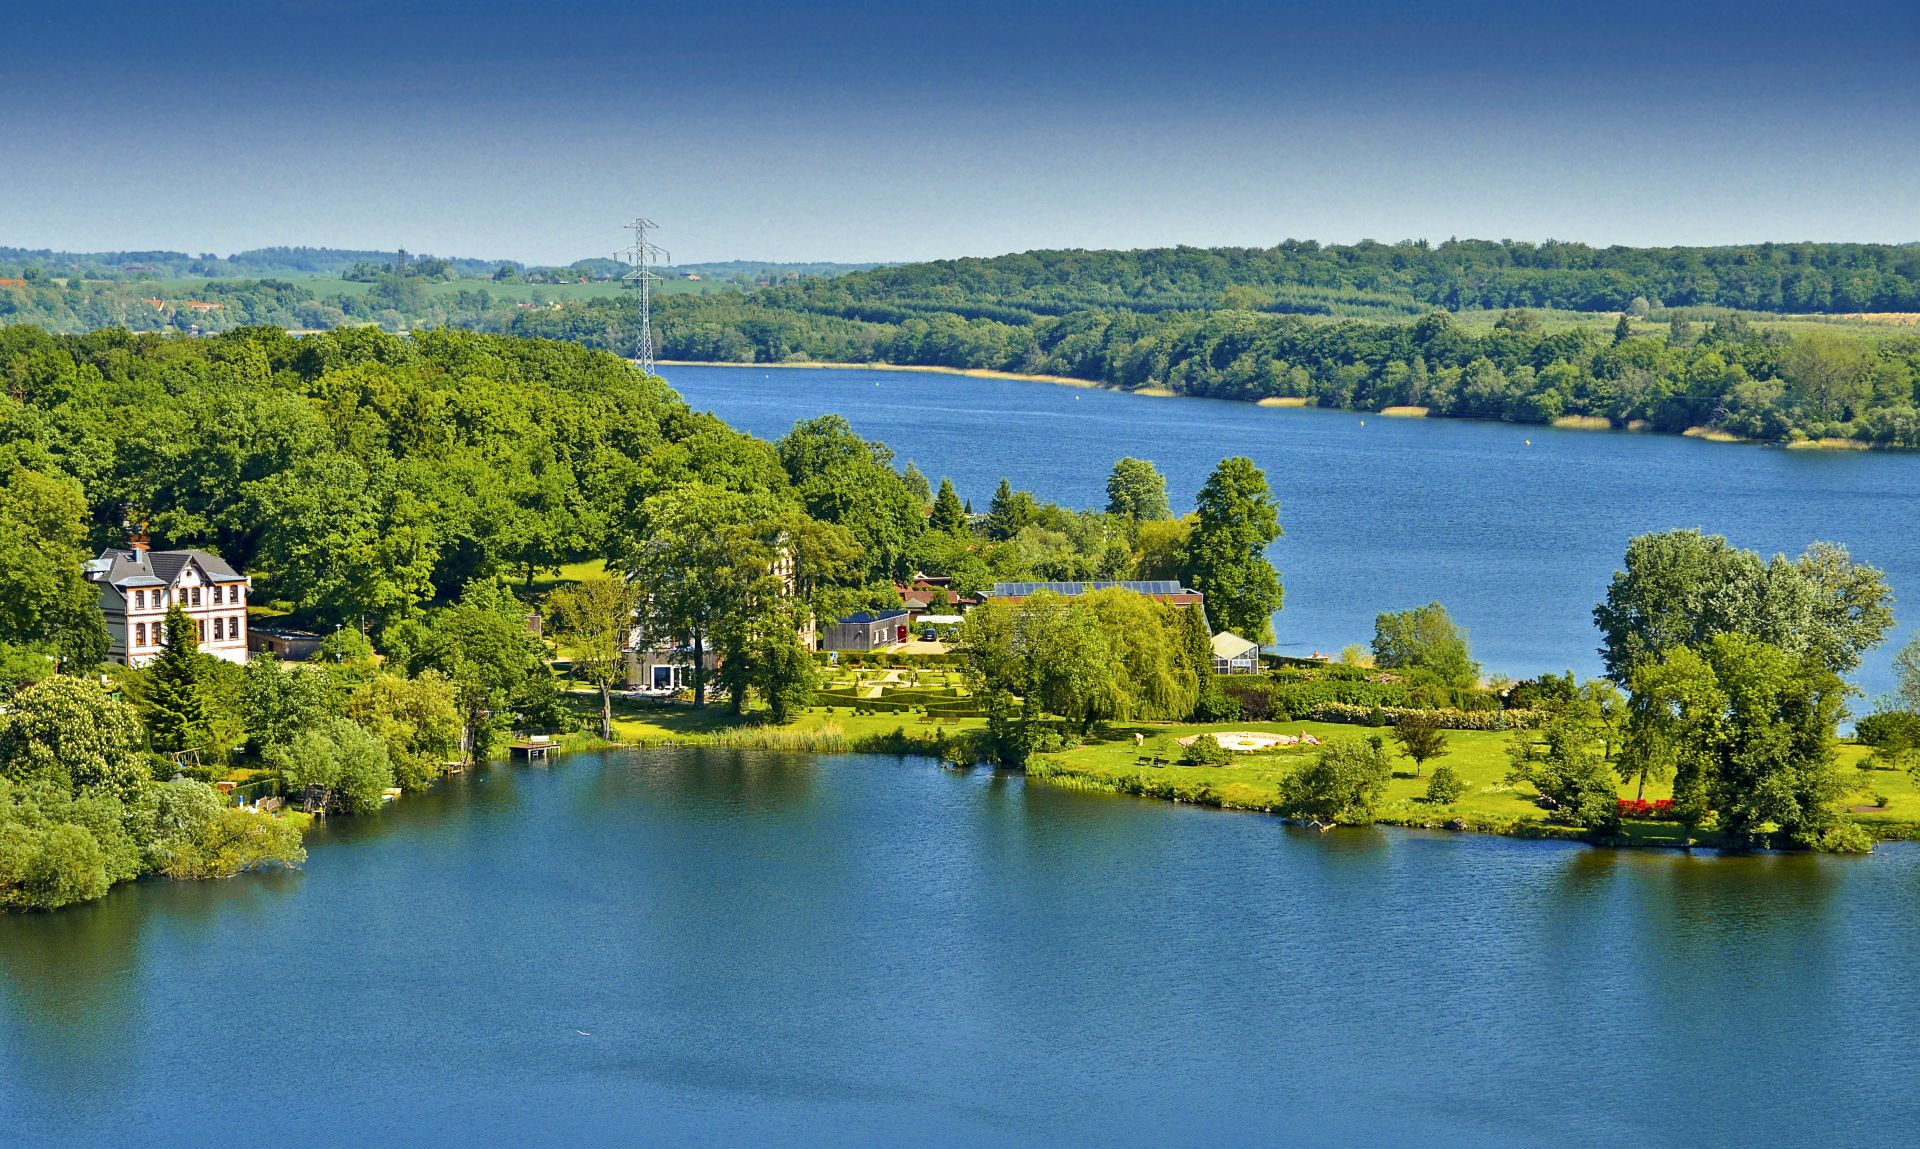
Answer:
top-left (1306, 702), bottom-right (1550, 731)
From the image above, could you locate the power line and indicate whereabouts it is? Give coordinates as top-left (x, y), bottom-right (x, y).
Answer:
top-left (616, 217), bottom-right (670, 374)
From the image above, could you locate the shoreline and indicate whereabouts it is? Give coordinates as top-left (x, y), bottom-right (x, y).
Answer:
top-left (653, 360), bottom-right (1905, 451)
top-left (656, 359), bottom-right (1103, 389)
top-left (538, 724), bottom-right (1918, 852)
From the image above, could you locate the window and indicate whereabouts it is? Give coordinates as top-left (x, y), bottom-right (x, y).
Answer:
top-left (191, 587), bottom-right (202, 606)
top-left (135, 622), bottom-right (147, 647)
top-left (231, 615), bottom-right (244, 639)
top-left (210, 585), bottom-right (221, 604)
top-left (196, 619), bottom-right (205, 642)
top-left (213, 617), bottom-right (224, 641)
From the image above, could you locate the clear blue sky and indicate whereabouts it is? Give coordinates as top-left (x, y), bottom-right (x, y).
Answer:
top-left (2, 0), bottom-right (1915, 264)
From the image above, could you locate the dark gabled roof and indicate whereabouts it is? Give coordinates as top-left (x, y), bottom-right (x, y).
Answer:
top-left (87, 547), bottom-right (244, 588)
top-left (838, 610), bottom-right (910, 625)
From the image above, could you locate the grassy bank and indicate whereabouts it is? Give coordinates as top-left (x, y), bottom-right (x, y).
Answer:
top-left (1022, 718), bottom-right (1902, 846)
top-left (562, 693), bottom-right (985, 758)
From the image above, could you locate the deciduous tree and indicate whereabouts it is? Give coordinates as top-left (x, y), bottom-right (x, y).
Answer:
top-left (547, 573), bottom-right (642, 740)
top-left (1372, 602), bottom-right (1479, 686)
top-left (1183, 457), bottom-right (1283, 642)
top-left (1105, 457), bottom-right (1171, 522)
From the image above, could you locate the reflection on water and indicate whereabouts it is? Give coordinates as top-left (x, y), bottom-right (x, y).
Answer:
top-left (0, 749), bottom-right (1915, 1147)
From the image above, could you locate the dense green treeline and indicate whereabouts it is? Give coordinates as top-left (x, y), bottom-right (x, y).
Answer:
top-left (535, 296), bottom-right (1920, 445)
top-left (0, 245), bottom-right (505, 280)
top-left (0, 274), bottom-right (523, 336)
top-left (728, 240), bottom-right (1920, 316)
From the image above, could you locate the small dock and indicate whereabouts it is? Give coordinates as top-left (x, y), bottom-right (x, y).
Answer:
top-left (509, 735), bottom-right (557, 762)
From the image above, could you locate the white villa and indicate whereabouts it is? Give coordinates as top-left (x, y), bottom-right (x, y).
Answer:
top-left (82, 535), bottom-right (251, 667)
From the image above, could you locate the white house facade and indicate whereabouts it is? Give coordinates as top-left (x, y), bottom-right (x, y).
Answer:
top-left (82, 537), bottom-right (251, 668)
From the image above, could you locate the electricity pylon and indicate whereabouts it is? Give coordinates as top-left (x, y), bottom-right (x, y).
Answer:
top-left (618, 218), bottom-right (670, 373)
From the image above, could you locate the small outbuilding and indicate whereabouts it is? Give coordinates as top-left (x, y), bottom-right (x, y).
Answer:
top-left (250, 626), bottom-right (324, 661)
top-left (821, 610), bottom-right (910, 651)
top-left (1210, 632), bottom-right (1262, 674)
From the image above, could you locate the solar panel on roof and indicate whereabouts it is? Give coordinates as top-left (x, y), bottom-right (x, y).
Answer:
top-left (989, 580), bottom-right (1191, 596)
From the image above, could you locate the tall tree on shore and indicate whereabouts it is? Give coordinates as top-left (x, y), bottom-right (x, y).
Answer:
top-left (1182, 456), bottom-right (1283, 642)
top-left (902, 461), bottom-right (932, 505)
top-left (0, 467), bottom-right (109, 671)
top-left (546, 572), bottom-right (642, 741)
top-left (985, 478), bottom-right (1037, 541)
top-left (1105, 457), bottom-right (1171, 523)
top-left (1618, 633), bottom-right (1856, 850)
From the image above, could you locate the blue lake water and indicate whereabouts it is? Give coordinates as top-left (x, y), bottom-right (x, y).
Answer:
top-left (660, 363), bottom-right (1920, 702)
top-left (4, 749), bottom-right (1918, 1147)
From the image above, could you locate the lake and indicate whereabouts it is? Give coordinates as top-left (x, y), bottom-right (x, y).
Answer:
top-left (659, 363), bottom-right (1920, 702)
top-left (5, 748), bottom-right (1918, 1147)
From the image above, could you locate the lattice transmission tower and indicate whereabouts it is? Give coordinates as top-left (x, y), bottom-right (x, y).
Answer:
top-left (618, 217), bottom-right (670, 373)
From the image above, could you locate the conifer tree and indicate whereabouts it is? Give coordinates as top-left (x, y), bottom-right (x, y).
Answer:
top-left (146, 604), bottom-right (210, 754)
top-left (930, 478), bottom-right (967, 533)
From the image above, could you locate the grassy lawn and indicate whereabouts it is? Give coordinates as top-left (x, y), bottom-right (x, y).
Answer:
top-left (1028, 718), bottom-right (1906, 840)
top-left (568, 690), bottom-right (986, 752)
top-left (524, 558), bottom-right (609, 600)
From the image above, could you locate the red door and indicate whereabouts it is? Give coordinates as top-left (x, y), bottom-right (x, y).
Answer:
top-left (896, 625), bottom-right (908, 643)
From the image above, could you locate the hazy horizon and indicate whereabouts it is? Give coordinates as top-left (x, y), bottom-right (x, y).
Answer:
top-left (3, 0), bottom-right (1915, 265)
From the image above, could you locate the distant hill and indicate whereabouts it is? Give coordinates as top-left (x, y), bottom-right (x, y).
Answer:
top-left (0, 245), bottom-right (881, 284)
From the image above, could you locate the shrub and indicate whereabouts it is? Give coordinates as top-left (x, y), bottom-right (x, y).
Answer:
top-left (1616, 798), bottom-right (1676, 820)
top-left (1809, 821), bottom-right (1874, 854)
top-left (1276, 736), bottom-right (1392, 825)
top-left (1179, 734), bottom-right (1233, 767)
top-left (1424, 764), bottom-right (1467, 804)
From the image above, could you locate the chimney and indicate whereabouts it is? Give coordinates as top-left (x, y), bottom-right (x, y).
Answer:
top-left (129, 529), bottom-right (150, 556)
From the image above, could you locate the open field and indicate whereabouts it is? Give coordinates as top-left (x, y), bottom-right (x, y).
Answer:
top-left (1447, 306), bottom-right (1920, 341)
